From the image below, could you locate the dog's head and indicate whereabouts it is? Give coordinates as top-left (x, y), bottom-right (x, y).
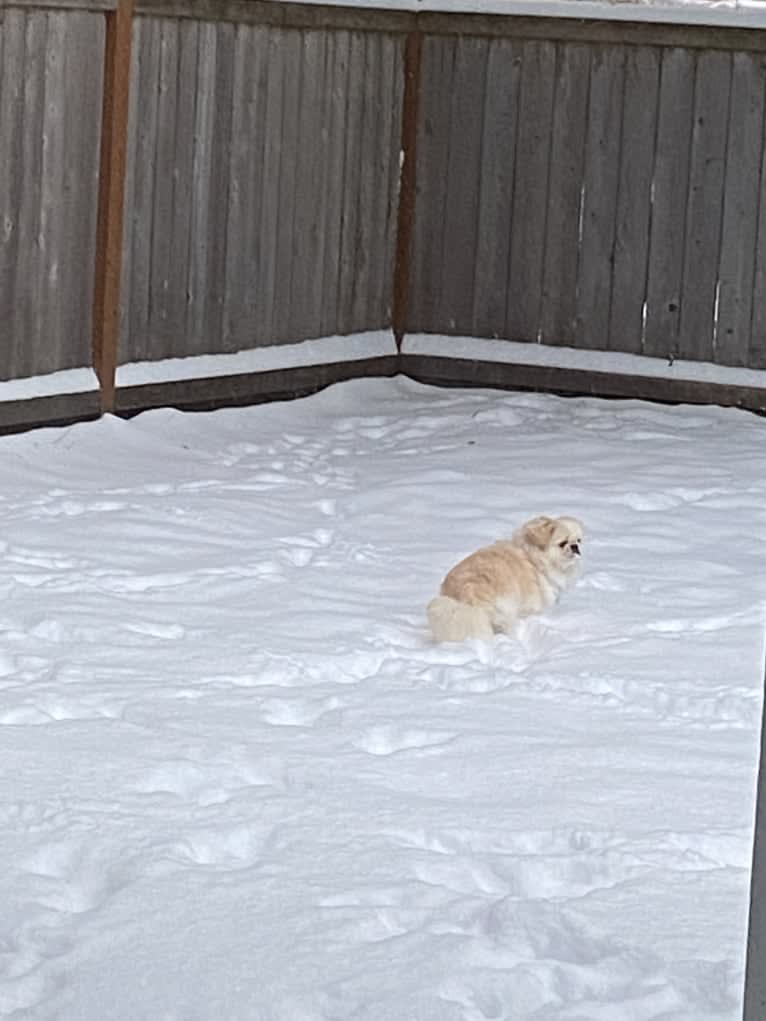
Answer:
top-left (517, 515), bottom-right (584, 570)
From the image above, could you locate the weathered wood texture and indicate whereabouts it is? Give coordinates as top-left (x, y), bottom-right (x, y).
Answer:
top-left (0, 9), bottom-right (105, 380)
top-left (411, 33), bottom-right (766, 368)
top-left (119, 17), bottom-right (404, 364)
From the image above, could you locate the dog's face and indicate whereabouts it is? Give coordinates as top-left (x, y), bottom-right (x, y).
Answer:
top-left (520, 515), bottom-right (584, 571)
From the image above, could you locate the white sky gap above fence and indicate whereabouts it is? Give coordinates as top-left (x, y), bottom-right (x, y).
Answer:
top-left (286, 0), bottom-right (766, 30)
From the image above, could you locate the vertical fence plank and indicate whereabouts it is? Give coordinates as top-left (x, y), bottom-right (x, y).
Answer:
top-left (223, 23), bottom-right (268, 349)
top-left (119, 13), bottom-right (141, 358)
top-left (717, 53), bottom-right (764, 368)
top-left (13, 14), bottom-right (46, 377)
top-left (376, 33), bottom-right (401, 330)
top-left (747, 69), bottom-right (766, 369)
top-left (350, 31), bottom-right (380, 332)
top-left (337, 32), bottom-right (366, 335)
top-left (575, 45), bottom-right (624, 351)
top-left (0, 11), bottom-right (28, 379)
top-left (61, 13), bottom-right (105, 375)
top-left (202, 21), bottom-right (234, 351)
top-left (289, 29), bottom-right (328, 340)
top-left (608, 45), bottom-right (660, 354)
top-left (540, 41), bottom-right (591, 346)
top-left (440, 35), bottom-right (487, 334)
top-left (126, 17), bottom-right (160, 363)
top-left (678, 50), bottom-right (731, 363)
top-left (257, 26), bottom-right (284, 344)
top-left (40, 13), bottom-right (69, 373)
top-left (320, 29), bottom-right (349, 336)
top-left (472, 38), bottom-right (519, 338)
top-left (644, 47), bottom-right (695, 361)
top-left (412, 35), bottom-right (454, 332)
top-left (273, 28), bottom-right (301, 343)
top-left (389, 31), bottom-right (410, 337)
top-left (164, 17), bottom-right (198, 357)
top-left (506, 39), bottom-right (555, 343)
top-left (148, 18), bottom-right (179, 352)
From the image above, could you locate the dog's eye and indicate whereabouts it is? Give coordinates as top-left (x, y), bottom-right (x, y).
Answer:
top-left (558, 540), bottom-right (568, 548)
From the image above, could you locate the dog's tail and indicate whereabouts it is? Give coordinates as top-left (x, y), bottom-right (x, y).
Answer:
top-left (427, 596), bottom-right (494, 642)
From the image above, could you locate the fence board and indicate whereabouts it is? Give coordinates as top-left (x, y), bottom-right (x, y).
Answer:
top-left (288, 29), bottom-right (328, 339)
top-left (717, 53), bottom-right (763, 367)
top-left (540, 42), bottom-right (591, 346)
top-left (12, 14), bottom-right (46, 375)
top-left (149, 19), bottom-right (180, 350)
top-left (320, 29), bottom-right (349, 336)
top-left (223, 24), bottom-right (267, 346)
top-left (120, 18), bottom-right (403, 363)
top-left (608, 45), bottom-right (660, 354)
top-left (376, 33), bottom-right (401, 328)
top-left (204, 21), bottom-right (235, 349)
top-left (0, 12), bottom-right (28, 378)
top-left (678, 50), bottom-right (731, 362)
top-left (644, 47), bottom-right (696, 360)
top-left (411, 35), bottom-right (455, 331)
top-left (472, 38), bottom-right (519, 338)
top-left (165, 18), bottom-right (199, 357)
top-left (351, 31), bottom-right (380, 332)
top-left (751, 160), bottom-right (766, 369)
top-left (0, 10), bottom-right (103, 380)
top-left (440, 36), bottom-right (487, 334)
top-left (119, 13), bottom-right (141, 351)
top-left (575, 45), bottom-right (624, 351)
top-left (39, 13), bottom-right (69, 371)
top-left (125, 16), bottom-right (160, 361)
top-left (272, 28), bottom-right (302, 342)
top-left (336, 31), bottom-right (365, 335)
top-left (506, 39), bottom-right (556, 342)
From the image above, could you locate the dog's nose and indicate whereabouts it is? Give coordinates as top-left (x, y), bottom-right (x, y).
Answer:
top-left (571, 543), bottom-right (581, 555)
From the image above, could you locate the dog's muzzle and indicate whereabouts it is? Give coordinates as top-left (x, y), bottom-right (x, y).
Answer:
top-left (571, 543), bottom-right (581, 556)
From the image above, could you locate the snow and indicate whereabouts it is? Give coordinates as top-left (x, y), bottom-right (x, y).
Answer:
top-left (282, 0), bottom-right (766, 30)
top-left (404, 333), bottom-right (766, 390)
top-left (116, 331), bottom-right (397, 388)
top-left (0, 367), bottom-right (98, 403)
top-left (0, 375), bottom-right (764, 1019)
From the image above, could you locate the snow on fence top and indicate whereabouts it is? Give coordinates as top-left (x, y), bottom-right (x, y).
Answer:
top-left (284, 0), bottom-right (766, 30)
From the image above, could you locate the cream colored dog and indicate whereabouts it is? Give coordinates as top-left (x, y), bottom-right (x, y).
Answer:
top-left (427, 516), bottom-right (584, 642)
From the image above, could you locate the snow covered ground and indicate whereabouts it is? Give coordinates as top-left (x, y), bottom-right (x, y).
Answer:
top-left (0, 375), bottom-right (764, 1020)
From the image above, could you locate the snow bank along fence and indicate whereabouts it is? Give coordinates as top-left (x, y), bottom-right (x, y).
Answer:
top-left (4, 0), bottom-right (766, 430)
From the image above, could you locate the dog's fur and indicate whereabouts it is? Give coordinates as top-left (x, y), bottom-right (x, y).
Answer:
top-left (427, 516), bottom-right (584, 642)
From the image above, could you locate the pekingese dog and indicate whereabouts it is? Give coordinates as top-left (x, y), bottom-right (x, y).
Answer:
top-left (427, 515), bottom-right (584, 642)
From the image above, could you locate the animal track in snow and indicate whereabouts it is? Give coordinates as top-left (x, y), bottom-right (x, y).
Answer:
top-left (354, 725), bottom-right (457, 756)
top-left (129, 756), bottom-right (282, 805)
top-left (261, 695), bottom-right (341, 727)
top-left (167, 823), bottom-right (266, 869)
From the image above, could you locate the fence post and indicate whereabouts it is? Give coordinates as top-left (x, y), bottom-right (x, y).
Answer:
top-left (743, 657), bottom-right (766, 1019)
top-left (92, 0), bottom-right (134, 414)
top-left (393, 28), bottom-right (422, 352)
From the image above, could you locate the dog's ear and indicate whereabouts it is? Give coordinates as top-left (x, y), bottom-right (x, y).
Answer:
top-left (521, 516), bottom-right (557, 549)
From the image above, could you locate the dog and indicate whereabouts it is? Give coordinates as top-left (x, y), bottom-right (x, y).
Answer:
top-left (427, 515), bottom-right (584, 642)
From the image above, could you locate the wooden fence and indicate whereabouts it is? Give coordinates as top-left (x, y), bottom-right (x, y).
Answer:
top-left (2, 0), bottom-right (766, 430)
top-left (410, 22), bottom-right (766, 370)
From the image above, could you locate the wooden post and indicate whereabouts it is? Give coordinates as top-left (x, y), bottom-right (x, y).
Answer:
top-left (392, 29), bottom-right (422, 352)
top-left (743, 658), bottom-right (766, 1019)
top-left (92, 0), bottom-right (134, 413)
